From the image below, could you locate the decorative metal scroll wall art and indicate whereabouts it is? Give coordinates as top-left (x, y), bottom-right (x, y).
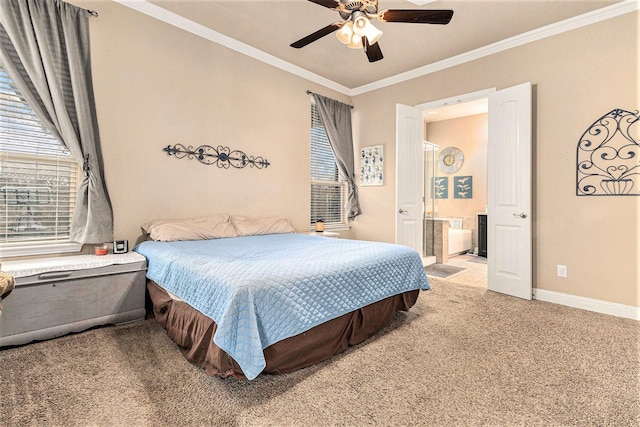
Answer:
top-left (577, 109), bottom-right (639, 196)
top-left (163, 144), bottom-right (270, 169)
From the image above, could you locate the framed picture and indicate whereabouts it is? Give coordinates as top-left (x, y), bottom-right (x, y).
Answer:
top-left (360, 145), bottom-right (384, 186)
top-left (454, 176), bottom-right (473, 199)
top-left (432, 176), bottom-right (449, 199)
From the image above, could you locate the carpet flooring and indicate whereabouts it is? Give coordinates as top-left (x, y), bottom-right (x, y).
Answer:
top-left (1, 278), bottom-right (638, 426)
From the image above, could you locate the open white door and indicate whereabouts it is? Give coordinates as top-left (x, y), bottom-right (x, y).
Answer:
top-left (395, 104), bottom-right (424, 256)
top-left (487, 82), bottom-right (533, 299)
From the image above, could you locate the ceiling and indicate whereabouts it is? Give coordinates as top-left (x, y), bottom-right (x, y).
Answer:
top-left (139, 0), bottom-right (623, 92)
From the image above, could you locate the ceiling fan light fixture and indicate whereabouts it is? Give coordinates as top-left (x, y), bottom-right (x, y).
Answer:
top-left (352, 12), bottom-right (369, 37)
top-left (291, 1), bottom-right (453, 63)
top-left (363, 22), bottom-right (383, 45)
top-left (348, 11), bottom-right (382, 47)
top-left (336, 21), bottom-right (353, 45)
top-left (347, 34), bottom-right (363, 49)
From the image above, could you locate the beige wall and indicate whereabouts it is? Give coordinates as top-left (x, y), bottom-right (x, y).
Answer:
top-left (426, 113), bottom-right (488, 219)
top-left (352, 12), bottom-right (639, 307)
top-left (69, 3), bottom-right (639, 308)
top-left (426, 114), bottom-right (488, 251)
top-left (76, 0), bottom-right (352, 247)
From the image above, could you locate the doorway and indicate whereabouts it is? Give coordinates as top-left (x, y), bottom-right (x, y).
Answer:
top-left (422, 100), bottom-right (488, 288)
top-left (396, 83), bottom-right (533, 299)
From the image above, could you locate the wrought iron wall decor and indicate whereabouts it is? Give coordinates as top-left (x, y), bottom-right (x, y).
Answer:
top-left (577, 109), bottom-right (639, 196)
top-left (163, 144), bottom-right (270, 169)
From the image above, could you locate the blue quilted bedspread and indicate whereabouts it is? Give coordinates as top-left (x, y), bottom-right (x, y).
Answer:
top-left (134, 233), bottom-right (429, 379)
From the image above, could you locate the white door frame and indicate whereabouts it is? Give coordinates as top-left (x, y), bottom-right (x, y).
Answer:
top-left (398, 86), bottom-right (533, 299)
top-left (415, 88), bottom-right (497, 111)
top-left (396, 90), bottom-right (495, 252)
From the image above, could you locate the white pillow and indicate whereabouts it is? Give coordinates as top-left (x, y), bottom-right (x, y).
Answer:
top-left (142, 214), bottom-right (238, 241)
top-left (231, 216), bottom-right (295, 236)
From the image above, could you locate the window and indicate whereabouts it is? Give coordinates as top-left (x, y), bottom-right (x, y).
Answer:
top-left (310, 101), bottom-right (348, 230)
top-left (0, 64), bottom-right (79, 254)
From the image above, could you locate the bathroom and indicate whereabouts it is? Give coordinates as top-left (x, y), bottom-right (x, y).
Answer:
top-left (423, 103), bottom-right (488, 269)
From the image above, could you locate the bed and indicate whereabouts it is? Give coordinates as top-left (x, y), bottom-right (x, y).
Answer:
top-left (134, 215), bottom-right (429, 380)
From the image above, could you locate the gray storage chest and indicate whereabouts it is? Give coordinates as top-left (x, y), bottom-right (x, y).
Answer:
top-left (0, 253), bottom-right (147, 347)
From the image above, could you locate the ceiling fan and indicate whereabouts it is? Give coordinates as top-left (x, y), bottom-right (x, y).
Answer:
top-left (291, 0), bottom-right (454, 63)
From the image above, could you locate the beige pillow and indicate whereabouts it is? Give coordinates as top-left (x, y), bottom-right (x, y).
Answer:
top-left (231, 216), bottom-right (295, 236)
top-left (142, 214), bottom-right (238, 241)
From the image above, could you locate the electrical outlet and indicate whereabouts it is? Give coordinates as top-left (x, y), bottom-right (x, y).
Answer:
top-left (557, 265), bottom-right (568, 278)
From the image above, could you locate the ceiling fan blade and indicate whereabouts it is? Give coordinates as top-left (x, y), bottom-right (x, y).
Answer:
top-left (307, 0), bottom-right (340, 10)
top-left (363, 37), bottom-right (383, 63)
top-left (378, 9), bottom-right (454, 25)
top-left (290, 22), bottom-right (344, 49)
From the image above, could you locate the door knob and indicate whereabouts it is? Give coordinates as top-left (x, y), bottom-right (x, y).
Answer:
top-left (398, 209), bottom-right (407, 214)
top-left (513, 213), bottom-right (527, 219)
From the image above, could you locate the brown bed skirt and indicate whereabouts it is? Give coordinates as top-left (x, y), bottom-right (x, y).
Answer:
top-left (147, 280), bottom-right (420, 379)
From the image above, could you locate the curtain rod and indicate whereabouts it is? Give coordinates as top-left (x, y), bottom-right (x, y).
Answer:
top-left (307, 90), bottom-right (353, 109)
top-left (87, 9), bottom-right (98, 17)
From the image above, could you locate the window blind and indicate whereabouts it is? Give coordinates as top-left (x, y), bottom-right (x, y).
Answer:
top-left (0, 64), bottom-right (78, 244)
top-left (310, 102), bottom-right (347, 228)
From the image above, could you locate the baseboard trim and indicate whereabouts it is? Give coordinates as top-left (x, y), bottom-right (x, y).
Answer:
top-left (533, 289), bottom-right (639, 321)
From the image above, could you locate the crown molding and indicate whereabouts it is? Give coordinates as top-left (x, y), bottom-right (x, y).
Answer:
top-left (351, 0), bottom-right (640, 95)
top-left (112, 0), bottom-right (638, 98)
top-left (111, 0), bottom-right (352, 96)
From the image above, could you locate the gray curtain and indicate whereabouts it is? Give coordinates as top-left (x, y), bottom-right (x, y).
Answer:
top-left (312, 93), bottom-right (362, 220)
top-left (0, 0), bottom-right (113, 244)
